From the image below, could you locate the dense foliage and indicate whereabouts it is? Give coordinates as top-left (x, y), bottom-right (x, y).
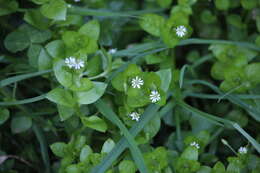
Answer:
top-left (1, 0), bottom-right (260, 173)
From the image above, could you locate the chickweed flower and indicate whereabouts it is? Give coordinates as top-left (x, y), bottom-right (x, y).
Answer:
top-left (190, 142), bottom-right (200, 149)
top-left (129, 112), bottom-right (140, 121)
top-left (108, 48), bottom-right (117, 54)
top-left (65, 57), bottom-right (85, 70)
top-left (131, 76), bottom-right (144, 89)
top-left (175, 25), bottom-right (187, 38)
top-left (65, 57), bottom-right (76, 69)
top-left (238, 147), bottom-right (247, 154)
top-left (149, 90), bottom-right (161, 103)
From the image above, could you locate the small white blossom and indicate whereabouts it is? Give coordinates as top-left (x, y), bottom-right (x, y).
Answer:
top-left (74, 59), bottom-right (85, 70)
top-left (175, 25), bottom-right (187, 38)
top-left (238, 147), bottom-right (247, 154)
top-left (190, 142), bottom-right (200, 149)
top-left (74, 0), bottom-right (80, 2)
top-left (149, 90), bottom-right (161, 103)
top-left (65, 57), bottom-right (85, 70)
top-left (131, 76), bottom-right (144, 89)
top-left (129, 112), bottom-right (140, 121)
top-left (65, 57), bottom-right (77, 69)
top-left (108, 48), bottom-right (117, 54)
top-left (67, 4), bottom-right (72, 8)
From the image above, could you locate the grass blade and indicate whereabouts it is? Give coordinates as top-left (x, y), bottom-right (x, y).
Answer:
top-left (94, 99), bottom-right (148, 173)
top-left (233, 123), bottom-right (260, 153)
top-left (91, 103), bottom-right (172, 173)
top-left (68, 6), bottom-right (164, 18)
top-left (179, 65), bottom-right (189, 89)
top-left (0, 69), bottom-right (52, 88)
top-left (32, 123), bottom-right (51, 173)
top-left (178, 101), bottom-right (225, 126)
top-left (179, 38), bottom-right (260, 52)
top-left (0, 94), bottom-right (46, 106)
top-left (184, 92), bottom-right (260, 100)
top-left (178, 101), bottom-right (260, 154)
top-left (187, 80), bottom-right (260, 122)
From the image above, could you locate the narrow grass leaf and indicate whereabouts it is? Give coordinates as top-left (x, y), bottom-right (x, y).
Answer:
top-left (0, 94), bottom-right (46, 106)
top-left (0, 69), bottom-right (52, 88)
top-left (179, 64), bottom-right (189, 89)
top-left (233, 123), bottom-right (260, 153)
top-left (94, 99), bottom-right (148, 173)
top-left (32, 123), bottom-right (51, 173)
top-left (91, 103), bottom-right (169, 173)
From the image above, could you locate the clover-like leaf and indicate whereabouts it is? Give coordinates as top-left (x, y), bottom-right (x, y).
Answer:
top-left (81, 115), bottom-right (107, 133)
top-left (76, 82), bottom-right (107, 105)
top-left (139, 13), bottom-right (165, 37)
top-left (46, 87), bottom-right (76, 107)
top-left (40, 0), bottom-right (67, 20)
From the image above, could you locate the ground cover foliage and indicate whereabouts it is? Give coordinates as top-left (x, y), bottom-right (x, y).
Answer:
top-left (0, 0), bottom-right (260, 172)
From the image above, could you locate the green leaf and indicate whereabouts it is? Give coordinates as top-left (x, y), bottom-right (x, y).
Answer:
top-left (139, 14), bottom-right (165, 37)
top-left (111, 73), bottom-right (127, 92)
top-left (19, 24), bottom-right (52, 44)
top-left (66, 165), bottom-right (81, 173)
top-left (38, 47), bottom-right (52, 70)
top-left (197, 166), bottom-right (211, 173)
top-left (212, 162), bottom-right (226, 173)
top-left (50, 142), bottom-right (67, 157)
top-left (181, 146), bottom-right (199, 161)
top-left (0, 0), bottom-right (18, 16)
top-left (27, 44), bottom-right (42, 68)
top-left (53, 58), bottom-right (73, 88)
top-left (81, 115), bottom-right (108, 133)
top-left (156, 0), bottom-right (172, 8)
top-left (241, 0), bottom-right (258, 10)
top-left (79, 20), bottom-right (100, 41)
top-left (45, 40), bottom-right (65, 58)
top-left (30, 0), bottom-right (50, 5)
top-left (101, 138), bottom-right (115, 153)
top-left (143, 116), bottom-right (161, 140)
top-left (0, 108), bottom-right (10, 125)
top-left (245, 63), bottom-right (260, 85)
top-left (4, 30), bottom-right (30, 53)
top-left (156, 69), bottom-right (172, 92)
top-left (40, 0), bottom-right (67, 20)
top-left (80, 145), bottom-right (93, 163)
top-left (11, 116), bottom-right (32, 134)
top-left (76, 82), bottom-right (107, 105)
top-left (71, 76), bottom-right (94, 92)
top-left (46, 87), bottom-right (76, 107)
top-left (214, 0), bottom-right (230, 10)
top-left (57, 104), bottom-right (74, 121)
top-left (119, 160), bottom-right (137, 173)
top-left (24, 9), bottom-right (51, 30)
top-left (161, 20), bottom-right (179, 47)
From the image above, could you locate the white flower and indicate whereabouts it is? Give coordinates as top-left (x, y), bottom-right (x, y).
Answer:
top-left (65, 57), bottom-right (77, 69)
top-left (67, 4), bottom-right (72, 8)
top-left (65, 57), bottom-right (85, 70)
top-left (131, 76), bottom-right (144, 89)
top-left (108, 48), bottom-right (117, 54)
top-left (74, 59), bottom-right (85, 70)
top-left (149, 90), bottom-right (161, 103)
top-left (129, 112), bottom-right (140, 121)
top-left (74, 0), bottom-right (80, 2)
top-left (175, 25), bottom-right (187, 38)
top-left (238, 147), bottom-right (247, 154)
top-left (190, 142), bottom-right (200, 149)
